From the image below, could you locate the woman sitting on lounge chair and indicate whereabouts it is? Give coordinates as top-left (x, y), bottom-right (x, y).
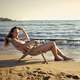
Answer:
top-left (4, 26), bottom-right (72, 62)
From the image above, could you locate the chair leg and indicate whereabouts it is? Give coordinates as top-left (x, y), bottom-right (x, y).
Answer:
top-left (41, 53), bottom-right (48, 64)
top-left (18, 54), bottom-right (28, 62)
top-left (18, 50), bottom-right (32, 62)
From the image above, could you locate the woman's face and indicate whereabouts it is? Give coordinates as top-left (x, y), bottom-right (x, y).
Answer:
top-left (12, 28), bottom-right (20, 38)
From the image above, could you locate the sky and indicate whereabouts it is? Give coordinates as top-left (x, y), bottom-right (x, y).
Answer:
top-left (0, 0), bottom-right (80, 20)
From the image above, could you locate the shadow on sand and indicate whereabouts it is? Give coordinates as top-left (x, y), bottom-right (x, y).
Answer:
top-left (0, 59), bottom-right (50, 68)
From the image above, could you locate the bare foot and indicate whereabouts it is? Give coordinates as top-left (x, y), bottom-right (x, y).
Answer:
top-left (64, 57), bottom-right (73, 61)
top-left (54, 58), bottom-right (63, 61)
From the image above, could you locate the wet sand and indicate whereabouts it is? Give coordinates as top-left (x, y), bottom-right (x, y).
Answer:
top-left (0, 54), bottom-right (80, 80)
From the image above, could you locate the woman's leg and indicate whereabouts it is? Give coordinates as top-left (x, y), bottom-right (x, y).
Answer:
top-left (57, 47), bottom-right (72, 60)
top-left (52, 42), bottom-right (72, 60)
top-left (30, 41), bottom-right (63, 61)
top-left (50, 42), bottom-right (63, 61)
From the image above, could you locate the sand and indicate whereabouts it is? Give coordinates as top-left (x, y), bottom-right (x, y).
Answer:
top-left (0, 54), bottom-right (80, 80)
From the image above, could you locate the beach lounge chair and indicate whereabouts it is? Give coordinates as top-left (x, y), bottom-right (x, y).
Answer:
top-left (11, 40), bottom-right (48, 64)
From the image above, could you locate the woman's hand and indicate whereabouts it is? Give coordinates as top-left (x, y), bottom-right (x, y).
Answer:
top-left (18, 27), bottom-right (24, 31)
top-left (18, 27), bottom-right (26, 33)
top-left (18, 27), bottom-right (30, 41)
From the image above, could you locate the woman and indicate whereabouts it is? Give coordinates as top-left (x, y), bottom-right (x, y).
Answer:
top-left (4, 26), bottom-right (72, 62)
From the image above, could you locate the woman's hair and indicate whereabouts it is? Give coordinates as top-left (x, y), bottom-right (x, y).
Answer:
top-left (4, 26), bottom-right (22, 47)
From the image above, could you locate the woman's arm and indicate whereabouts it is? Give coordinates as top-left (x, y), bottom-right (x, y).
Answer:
top-left (12, 38), bottom-right (29, 52)
top-left (21, 28), bottom-right (30, 41)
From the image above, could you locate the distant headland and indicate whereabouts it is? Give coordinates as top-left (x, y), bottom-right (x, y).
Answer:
top-left (0, 17), bottom-right (13, 21)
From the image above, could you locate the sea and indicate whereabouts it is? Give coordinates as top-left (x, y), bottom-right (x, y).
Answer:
top-left (0, 20), bottom-right (80, 60)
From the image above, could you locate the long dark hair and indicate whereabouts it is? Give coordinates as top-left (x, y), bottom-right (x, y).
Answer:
top-left (4, 26), bottom-right (22, 47)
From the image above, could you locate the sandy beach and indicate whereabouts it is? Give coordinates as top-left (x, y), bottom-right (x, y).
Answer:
top-left (0, 54), bottom-right (80, 80)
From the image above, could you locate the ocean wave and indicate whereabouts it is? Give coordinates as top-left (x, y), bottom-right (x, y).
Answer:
top-left (1, 33), bottom-right (80, 46)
